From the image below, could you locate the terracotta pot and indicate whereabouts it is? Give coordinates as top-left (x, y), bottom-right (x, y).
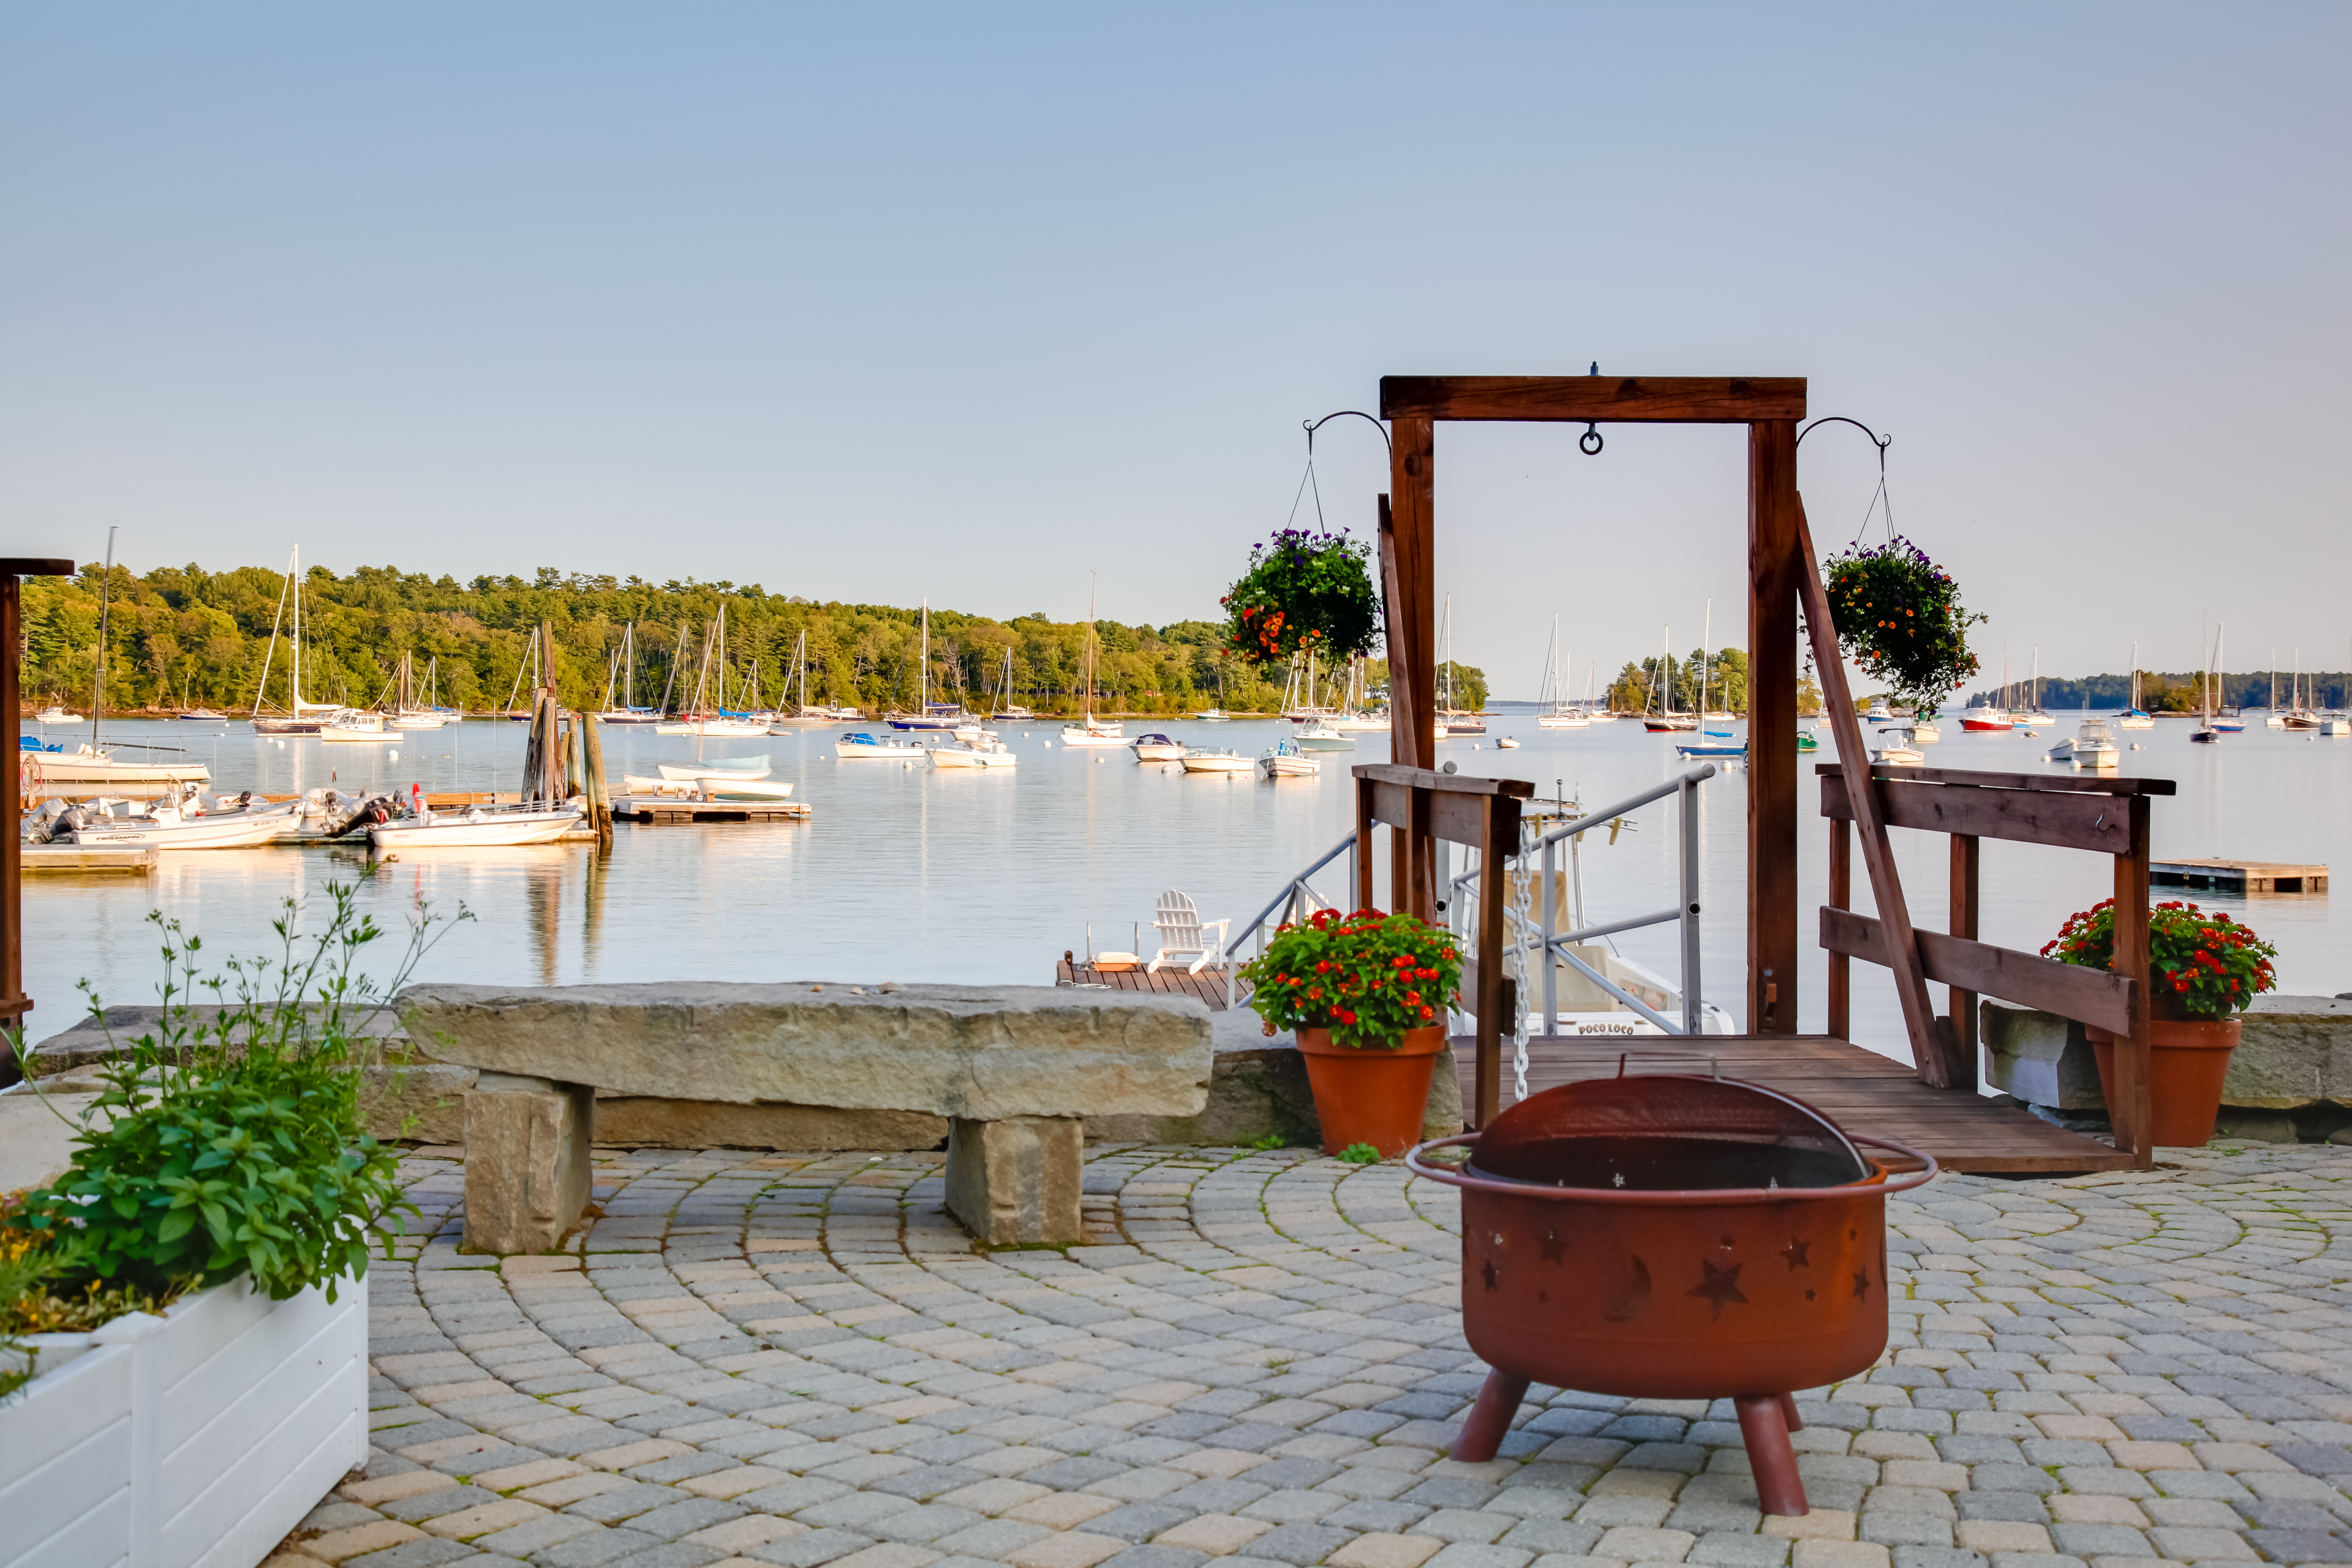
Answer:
top-left (1295, 1025), bottom-right (1444, 1157)
top-left (2086, 1017), bottom-right (2242, 1148)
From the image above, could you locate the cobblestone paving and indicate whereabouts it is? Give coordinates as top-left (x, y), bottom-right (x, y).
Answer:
top-left (270, 1143), bottom-right (2352, 1568)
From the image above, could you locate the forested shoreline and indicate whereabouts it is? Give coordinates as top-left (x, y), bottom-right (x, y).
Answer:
top-left (17, 562), bottom-right (1487, 718)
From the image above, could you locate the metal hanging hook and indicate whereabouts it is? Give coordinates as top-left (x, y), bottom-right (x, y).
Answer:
top-left (1304, 410), bottom-right (1390, 454)
top-left (1580, 423), bottom-right (1604, 456)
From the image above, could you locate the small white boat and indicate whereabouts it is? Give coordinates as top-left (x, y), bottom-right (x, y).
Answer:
top-left (2012, 708), bottom-right (2054, 726)
top-left (1188, 709), bottom-right (1231, 723)
top-left (2056, 718), bottom-right (2120, 768)
top-left (54, 790), bottom-right (285, 850)
top-left (835, 731), bottom-right (927, 760)
top-left (33, 706), bottom-right (80, 723)
top-left (927, 741), bottom-right (1016, 769)
top-left (18, 744), bottom-right (210, 786)
top-left (368, 802), bottom-right (584, 850)
top-left (622, 774), bottom-right (700, 796)
top-left (1130, 733), bottom-right (1186, 761)
top-left (320, 708), bottom-right (404, 742)
top-left (175, 708), bottom-right (228, 722)
top-left (1294, 723), bottom-right (1354, 751)
top-left (1864, 700), bottom-right (1896, 722)
top-left (1332, 710), bottom-right (1389, 731)
top-left (1496, 736), bottom-right (1521, 748)
top-left (1906, 721), bottom-right (1941, 744)
top-left (393, 708), bottom-right (451, 729)
top-left (1872, 745), bottom-right (1924, 766)
top-left (2323, 716), bottom-right (2351, 736)
top-left (1179, 748), bottom-right (1253, 774)
top-left (1259, 740), bottom-right (1321, 778)
top-left (1060, 718), bottom-right (1128, 746)
top-left (657, 756), bottom-right (771, 782)
top-left (655, 715), bottom-right (769, 737)
top-left (695, 775), bottom-right (796, 799)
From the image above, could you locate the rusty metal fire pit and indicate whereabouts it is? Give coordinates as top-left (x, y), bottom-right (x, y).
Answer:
top-left (1406, 1072), bottom-right (1937, 1515)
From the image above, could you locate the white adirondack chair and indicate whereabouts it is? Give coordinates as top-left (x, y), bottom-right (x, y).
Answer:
top-left (1148, 890), bottom-right (1229, 975)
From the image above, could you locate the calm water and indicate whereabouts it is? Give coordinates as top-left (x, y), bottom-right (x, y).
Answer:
top-left (23, 714), bottom-right (2352, 1059)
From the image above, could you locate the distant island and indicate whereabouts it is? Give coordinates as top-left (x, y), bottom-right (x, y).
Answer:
top-left (20, 561), bottom-right (1486, 720)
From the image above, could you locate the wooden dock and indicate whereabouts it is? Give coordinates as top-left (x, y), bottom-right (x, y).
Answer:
top-left (611, 795), bottom-right (810, 824)
top-left (1458, 1035), bottom-right (2132, 1174)
top-left (23, 845), bottom-right (157, 874)
top-left (1057, 959), bottom-right (1234, 1012)
top-left (2151, 858), bottom-right (2326, 894)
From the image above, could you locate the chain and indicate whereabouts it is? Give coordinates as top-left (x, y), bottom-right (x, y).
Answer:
top-left (1507, 819), bottom-right (1536, 1102)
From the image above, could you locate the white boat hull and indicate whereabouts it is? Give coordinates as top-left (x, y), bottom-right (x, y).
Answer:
top-left (21, 753), bottom-right (211, 786)
top-left (624, 774), bottom-right (700, 795)
top-left (1131, 744), bottom-right (1186, 761)
top-left (1259, 756), bottom-right (1322, 777)
top-left (927, 747), bottom-right (1016, 769)
top-left (65, 813), bottom-right (287, 849)
top-left (1060, 728), bottom-right (1128, 746)
top-left (1180, 753), bottom-right (1252, 773)
top-left (1537, 715), bottom-right (1588, 729)
top-left (657, 760), bottom-right (771, 782)
top-left (836, 741), bottom-right (925, 759)
top-left (368, 810), bottom-right (582, 849)
top-left (655, 720), bottom-right (768, 736)
top-left (696, 777), bottom-right (797, 797)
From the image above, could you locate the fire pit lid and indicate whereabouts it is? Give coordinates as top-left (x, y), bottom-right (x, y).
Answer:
top-left (1469, 1072), bottom-right (1870, 1192)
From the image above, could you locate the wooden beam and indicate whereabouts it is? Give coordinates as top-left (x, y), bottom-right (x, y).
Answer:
top-left (1475, 796), bottom-right (1510, 1127)
top-left (1355, 764), bottom-right (1534, 797)
top-left (1387, 421), bottom-right (1436, 776)
top-left (1948, 835), bottom-right (1981, 1091)
top-left (1354, 774), bottom-right (1377, 913)
top-left (1, 575), bottom-right (24, 1025)
top-left (1381, 376), bottom-right (1806, 424)
top-left (1747, 421), bottom-right (1800, 1034)
top-left (1814, 762), bottom-right (2175, 798)
top-left (0, 559), bottom-right (74, 578)
top-left (1826, 815), bottom-right (1851, 1041)
top-left (1819, 772), bottom-right (2141, 855)
top-left (1793, 495), bottom-right (1948, 1082)
top-left (2111, 797), bottom-right (2154, 1169)
top-left (1820, 908), bottom-right (2137, 1037)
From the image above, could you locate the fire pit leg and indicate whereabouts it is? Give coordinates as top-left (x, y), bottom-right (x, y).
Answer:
top-left (1776, 1392), bottom-right (1803, 1433)
top-left (1734, 1393), bottom-right (1809, 1517)
top-left (1450, 1368), bottom-right (1531, 1462)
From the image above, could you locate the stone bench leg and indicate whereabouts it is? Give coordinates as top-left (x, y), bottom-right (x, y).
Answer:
top-left (462, 1072), bottom-right (594, 1254)
top-left (945, 1116), bottom-right (1082, 1245)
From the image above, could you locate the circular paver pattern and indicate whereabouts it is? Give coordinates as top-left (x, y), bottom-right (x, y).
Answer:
top-left (284, 1143), bottom-right (2352, 1568)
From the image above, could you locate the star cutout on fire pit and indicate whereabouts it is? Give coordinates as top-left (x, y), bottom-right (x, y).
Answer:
top-left (1687, 1259), bottom-right (1749, 1321)
top-left (1482, 1257), bottom-right (1501, 1292)
top-left (1540, 1230), bottom-right (1566, 1263)
top-left (1781, 1238), bottom-right (1811, 1271)
top-left (1852, 1269), bottom-right (1871, 1301)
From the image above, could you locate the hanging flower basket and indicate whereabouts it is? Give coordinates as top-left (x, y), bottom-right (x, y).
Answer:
top-left (1219, 529), bottom-right (1381, 668)
top-left (1821, 533), bottom-right (1983, 712)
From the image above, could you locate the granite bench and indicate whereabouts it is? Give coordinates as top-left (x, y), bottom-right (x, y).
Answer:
top-left (394, 982), bottom-right (1216, 1251)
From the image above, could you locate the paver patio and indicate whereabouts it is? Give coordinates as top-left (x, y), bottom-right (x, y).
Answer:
top-left (268, 1141), bottom-right (2352, 1568)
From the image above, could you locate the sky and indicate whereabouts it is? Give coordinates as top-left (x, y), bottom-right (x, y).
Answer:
top-left (2, 3), bottom-right (2347, 698)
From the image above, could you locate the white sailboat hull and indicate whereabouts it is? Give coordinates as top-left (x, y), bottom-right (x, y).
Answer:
top-left (657, 760), bottom-right (771, 782)
top-left (1537, 715), bottom-right (1588, 729)
top-left (368, 809), bottom-right (582, 849)
top-left (1059, 728), bottom-right (1128, 746)
top-left (23, 751), bottom-right (211, 786)
top-left (655, 719), bottom-right (767, 736)
top-left (695, 777), bottom-right (796, 797)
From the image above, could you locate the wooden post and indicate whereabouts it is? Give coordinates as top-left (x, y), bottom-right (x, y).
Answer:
top-left (1354, 774), bottom-right (1377, 911)
top-left (1, 559), bottom-right (72, 1038)
top-left (1747, 421), bottom-right (1800, 1033)
top-left (1388, 420), bottom-right (1436, 775)
top-left (1792, 499), bottom-right (1949, 1084)
top-left (1826, 815), bottom-right (1851, 1041)
top-left (2111, 797), bottom-right (2154, 1168)
top-left (1947, 834), bottom-right (1981, 1091)
top-left (1475, 795), bottom-right (1509, 1128)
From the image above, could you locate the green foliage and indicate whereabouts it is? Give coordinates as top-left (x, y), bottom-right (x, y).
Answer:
top-left (1238, 908), bottom-right (1461, 1049)
top-left (1822, 536), bottom-right (1985, 713)
top-left (1248, 1133), bottom-right (1289, 1151)
top-left (2045, 900), bottom-right (2279, 1021)
top-left (1605, 648), bottom-right (1742, 714)
top-left (1436, 660), bottom-right (1488, 713)
top-left (0, 1247), bottom-right (54, 1402)
top-left (4, 886), bottom-right (458, 1303)
top-left (1219, 529), bottom-right (1381, 668)
top-left (1335, 1143), bottom-right (1382, 1166)
top-left (18, 562), bottom-right (1278, 718)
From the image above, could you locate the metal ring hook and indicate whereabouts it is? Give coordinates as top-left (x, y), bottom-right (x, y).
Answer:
top-left (1579, 424), bottom-right (1604, 456)
top-left (1304, 410), bottom-right (1391, 456)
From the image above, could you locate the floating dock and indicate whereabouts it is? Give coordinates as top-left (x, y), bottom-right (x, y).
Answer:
top-left (2151, 858), bottom-right (2327, 894)
top-left (22, 845), bottom-right (158, 874)
top-left (611, 796), bottom-right (810, 823)
top-left (1056, 957), bottom-right (1234, 1011)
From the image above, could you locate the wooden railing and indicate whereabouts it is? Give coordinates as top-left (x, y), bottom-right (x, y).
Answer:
top-left (1818, 763), bottom-right (2176, 1167)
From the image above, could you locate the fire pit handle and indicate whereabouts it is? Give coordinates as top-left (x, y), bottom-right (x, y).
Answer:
top-left (1404, 1132), bottom-right (1940, 1201)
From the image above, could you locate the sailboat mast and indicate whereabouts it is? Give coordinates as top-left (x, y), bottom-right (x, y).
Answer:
top-left (251, 554), bottom-right (293, 720)
top-left (919, 600), bottom-right (930, 712)
top-left (1700, 599), bottom-right (1711, 715)
top-left (89, 526), bottom-right (118, 749)
top-left (291, 545), bottom-right (303, 713)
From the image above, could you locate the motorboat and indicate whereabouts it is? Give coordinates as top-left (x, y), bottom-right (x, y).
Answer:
top-left (1131, 733), bottom-right (1186, 761)
top-left (2322, 716), bottom-right (2351, 736)
top-left (1179, 748), bottom-right (1253, 774)
top-left (1060, 718), bottom-right (1128, 746)
top-left (18, 744), bottom-right (210, 787)
top-left (50, 788), bottom-right (283, 850)
top-left (1495, 736), bottom-right (1521, 749)
top-left (1872, 744), bottom-right (1924, 766)
top-left (320, 708), bottom-right (404, 742)
top-left (175, 708), bottom-right (228, 722)
top-left (367, 801), bottom-right (584, 850)
top-left (1259, 739), bottom-right (1321, 778)
top-left (1958, 709), bottom-right (2015, 731)
top-left (600, 709), bottom-right (667, 725)
top-left (1796, 731), bottom-right (1819, 753)
top-left (1188, 708), bottom-right (1231, 722)
top-left (1864, 699), bottom-right (1895, 722)
top-left (1294, 723), bottom-right (1354, 751)
top-left (658, 756), bottom-right (771, 782)
top-left (33, 706), bottom-right (79, 723)
top-left (694, 775), bottom-right (797, 799)
top-left (1905, 721), bottom-right (1941, 744)
top-left (927, 740), bottom-right (1016, 769)
top-left (952, 722), bottom-right (1001, 744)
top-left (1675, 737), bottom-right (1747, 760)
top-left (835, 731), bottom-right (926, 760)
top-left (2052, 718), bottom-right (2119, 769)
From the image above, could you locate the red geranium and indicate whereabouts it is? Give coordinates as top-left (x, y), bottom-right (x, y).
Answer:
top-left (1237, 908), bottom-right (1462, 1049)
top-left (2043, 899), bottom-right (2278, 1021)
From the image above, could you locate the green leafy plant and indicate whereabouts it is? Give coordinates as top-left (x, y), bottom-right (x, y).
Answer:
top-left (6, 884), bottom-right (462, 1303)
top-left (2044, 900), bottom-right (2278, 1020)
top-left (1238, 908), bottom-right (1460, 1049)
top-left (1821, 535), bottom-right (1984, 714)
top-left (1219, 528), bottom-right (1381, 668)
top-left (1335, 1142), bottom-right (1381, 1166)
top-left (1248, 1133), bottom-right (1289, 1151)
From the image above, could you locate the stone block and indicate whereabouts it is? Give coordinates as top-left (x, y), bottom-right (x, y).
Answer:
top-left (1981, 1003), bottom-right (2103, 1110)
top-left (399, 982), bottom-right (1214, 1120)
top-left (594, 1097), bottom-right (948, 1150)
top-left (2223, 996), bottom-right (2352, 1108)
top-left (945, 1115), bottom-right (1083, 1245)
top-left (464, 1072), bottom-right (595, 1254)
top-left (1084, 1009), bottom-right (1463, 1148)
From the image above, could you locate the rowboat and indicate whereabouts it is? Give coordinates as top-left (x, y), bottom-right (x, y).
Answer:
top-left (368, 802), bottom-right (584, 850)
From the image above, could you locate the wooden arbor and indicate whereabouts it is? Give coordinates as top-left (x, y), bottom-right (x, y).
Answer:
top-left (1370, 375), bottom-right (2158, 1170)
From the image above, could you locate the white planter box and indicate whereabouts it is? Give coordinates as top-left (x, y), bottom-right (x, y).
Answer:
top-left (0, 1275), bottom-right (368, 1568)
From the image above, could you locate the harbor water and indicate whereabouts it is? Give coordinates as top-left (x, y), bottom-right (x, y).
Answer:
top-left (21, 714), bottom-right (2352, 1061)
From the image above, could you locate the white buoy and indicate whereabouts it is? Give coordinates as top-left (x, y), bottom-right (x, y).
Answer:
top-left (388, 750), bottom-right (399, 761)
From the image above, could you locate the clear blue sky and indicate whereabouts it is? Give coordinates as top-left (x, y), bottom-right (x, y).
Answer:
top-left (3, 3), bottom-right (2345, 696)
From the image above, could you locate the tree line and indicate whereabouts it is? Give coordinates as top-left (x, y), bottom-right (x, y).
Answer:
top-left (1964, 671), bottom-right (2348, 713)
top-left (20, 562), bottom-right (1491, 719)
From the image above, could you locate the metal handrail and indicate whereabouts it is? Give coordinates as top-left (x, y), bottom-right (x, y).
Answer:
top-left (1221, 829), bottom-right (1359, 1008)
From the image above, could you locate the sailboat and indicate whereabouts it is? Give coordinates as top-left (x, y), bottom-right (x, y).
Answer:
top-left (2191, 626), bottom-right (2222, 744)
top-left (1643, 625), bottom-right (1697, 732)
top-left (1583, 663), bottom-right (1616, 721)
top-left (890, 600), bottom-right (978, 730)
top-left (2279, 647), bottom-right (2320, 730)
top-left (990, 645), bottom-right (1037, 722)
top-left (249, 548), bottom-right (334, 734)
top-left (2012, 648), bottom-right (2054, 726)
top-left (2209, 624), bottom-right (2245, 732)
top-left (2117, 641), bottom-right (2155, 728)
top-left (1331, 658), bottom-right (1388, 729)
top-left (389, 652), bottom-right (450, 728)
top-left (599, 625), bottom-right (664, 723)
top-left (658, 608), bottom-right (766, 735)
top-left (1537, 617), bottom-right (1588, 729)
top-left (1698, 600), bottom-right (1735, 720)
top-left (1061, 576), bottom-right (1127, 745)
top-left (766, 631), bottom-right (835, 728)
top-left (1434, 597), bottom-right (1485, 736)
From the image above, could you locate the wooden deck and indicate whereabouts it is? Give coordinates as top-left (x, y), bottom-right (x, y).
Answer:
top-left (2152, 858), bottom-right (2327, 894)
top-left (1056, 959), bottom-right (1234, 1012)
top-left (611, 796), bottom-right (811, 823)
top-left (1456, 1033), bottom-right (2133, 1175)
top-left (22, 845), bottom-right (157, 874)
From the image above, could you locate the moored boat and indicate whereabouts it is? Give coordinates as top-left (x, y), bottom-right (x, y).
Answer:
top-left (1258, 739), bottom-right (1321, 778)
top-left (1131, 733), bottom-right (1185, 761)
top-left (1294, 723), bottom-right (1354, 751)
top-left (367, 802), bottom-right (584, 850)
top-left (1180, 748), bottom-right (1253, 774)
top-left (927, 740), bottom-right (1016, 769)
top-left (834, 731), bottom-right (926, 759)
top-left (657, 756), bottom-right (771, 782)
